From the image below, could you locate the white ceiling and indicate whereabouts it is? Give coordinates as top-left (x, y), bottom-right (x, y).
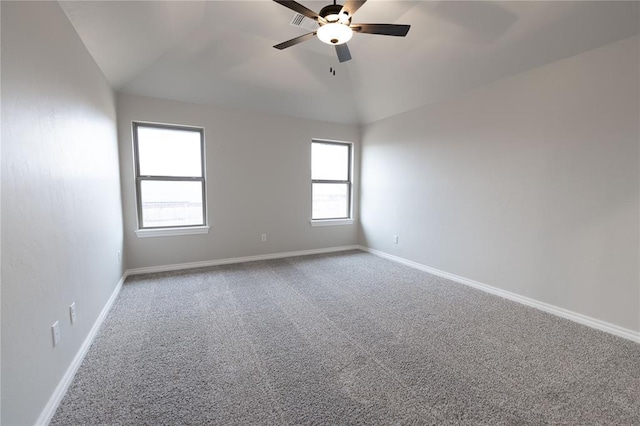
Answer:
top-left (59, 1), bottom-right (639, 125)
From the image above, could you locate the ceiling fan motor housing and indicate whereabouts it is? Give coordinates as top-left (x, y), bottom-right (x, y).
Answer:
top-left (319, 4), bottom-right (350, 24)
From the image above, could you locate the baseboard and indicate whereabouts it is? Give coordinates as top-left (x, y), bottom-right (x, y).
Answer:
top-left (127, 245), bottom-right (361, 276)
top-left (35, 272), bottom-right (127, 426)
top-left (360, 246), bottom-right (640, 344)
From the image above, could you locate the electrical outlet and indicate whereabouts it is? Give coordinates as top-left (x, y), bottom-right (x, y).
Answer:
top-left (70, 303), bottom-right (77, 324)
top-left (117, 250), bottom-right (121, 263)
top-left (261, 234), bottom-right (267, 242)
top-left (393, 235), bottom-right (399, 244)
top-left (52, 321), bottom-right (61, 347)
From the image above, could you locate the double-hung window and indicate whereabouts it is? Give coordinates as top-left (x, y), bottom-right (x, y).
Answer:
top-left (311, 140), bottom-right (353, 223)
top-left (133, 122), bottom-right (207, 236)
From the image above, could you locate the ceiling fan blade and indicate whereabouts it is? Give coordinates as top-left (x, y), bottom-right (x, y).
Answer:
top-left (273, 32), bottom-right (316, 50)
top-left (340, 0), bottom-right (367, 17)
top-left (352, 23), bottom-right (410, 37)
top-left (335, 44), bottom-right (352, 63)
top-left (273, 0), bottom-right (320, 20)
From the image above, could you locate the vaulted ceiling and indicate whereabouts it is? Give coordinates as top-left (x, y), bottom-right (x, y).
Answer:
top-left (59, 1), bottom-right (639, 124)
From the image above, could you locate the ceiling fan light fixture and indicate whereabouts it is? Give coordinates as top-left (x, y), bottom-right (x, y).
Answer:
top-left (317, 22), bottom-right (353, 45)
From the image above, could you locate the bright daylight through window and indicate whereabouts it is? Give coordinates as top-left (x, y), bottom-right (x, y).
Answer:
top-left (312, 141), bottom-right (352, 220)
top-left (133, 123), bottom-right (206, 229)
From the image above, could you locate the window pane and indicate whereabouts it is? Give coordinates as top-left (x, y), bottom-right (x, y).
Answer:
top-left (312, 143), bottom-right (349, 181)
top-left (138, 126), bottom-right (202, 177)
top-left (312, 183), bottom-right (349, 219)
top-left (140, 180), bottom-right (204, 227)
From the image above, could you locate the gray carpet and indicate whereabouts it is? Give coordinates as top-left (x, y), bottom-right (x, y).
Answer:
top-left (51, 250), bottom-right (639, 425)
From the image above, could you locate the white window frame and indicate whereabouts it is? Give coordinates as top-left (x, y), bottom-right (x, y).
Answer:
top-left (132, 121), bottom-right (209, 238)
top-left (310, 139), bottom-right (354, 227)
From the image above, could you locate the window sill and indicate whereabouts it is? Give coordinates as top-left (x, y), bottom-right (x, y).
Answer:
top-left (135, 226), bottom-right (210, 238)
top-left (310, 219), bottom-right (354, 227)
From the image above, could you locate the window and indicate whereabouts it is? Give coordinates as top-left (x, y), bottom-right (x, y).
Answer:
top-left (133, 122), bottom-right (207, 234)
top-left (311, 140), bottom-right (352, 222)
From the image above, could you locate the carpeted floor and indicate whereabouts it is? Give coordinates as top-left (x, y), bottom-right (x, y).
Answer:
top-left (51, 250), bottom-right (639, 425)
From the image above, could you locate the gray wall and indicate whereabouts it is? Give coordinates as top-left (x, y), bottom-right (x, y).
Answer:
top-left (1, 2), bottom-right (124, 424)
top-left (117, 94), bottom-right (360, 269)
top-left (359, 36), bottom-right (640, 333)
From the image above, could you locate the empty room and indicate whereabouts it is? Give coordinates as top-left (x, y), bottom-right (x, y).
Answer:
top-left (2, 0), bottom-right (639, 424)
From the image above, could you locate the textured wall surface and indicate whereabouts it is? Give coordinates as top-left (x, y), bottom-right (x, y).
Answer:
top-left (1, 2), bottom-right (124, 424)
top-left (117, 94), bottom-right (360, 270)
top-left (359, 36), bottom-right (640, 332)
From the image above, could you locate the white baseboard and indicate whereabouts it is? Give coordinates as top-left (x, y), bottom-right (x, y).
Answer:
top-left (127, 245), bottom-right (361, 276)
top-left (360, 246), bottom-right (640, 344)
top-left (35, 272), bottom-right (127, 426)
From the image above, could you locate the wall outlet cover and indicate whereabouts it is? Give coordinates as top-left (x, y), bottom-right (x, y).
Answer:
top-left (52, 321), bottom-right (61, 347)
top-left (70, 302), bottom-right (77, 324)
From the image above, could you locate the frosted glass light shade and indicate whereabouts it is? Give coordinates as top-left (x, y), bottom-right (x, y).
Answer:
top-left (317, 23), bottom-right (353, 45)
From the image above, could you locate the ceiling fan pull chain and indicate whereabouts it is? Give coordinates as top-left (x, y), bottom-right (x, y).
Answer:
top-left (329, 45), bottom-right (335, 76)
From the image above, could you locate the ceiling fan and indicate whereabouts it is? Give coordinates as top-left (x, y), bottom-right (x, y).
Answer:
top-left (272, 0), bottom-right (411, 63)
